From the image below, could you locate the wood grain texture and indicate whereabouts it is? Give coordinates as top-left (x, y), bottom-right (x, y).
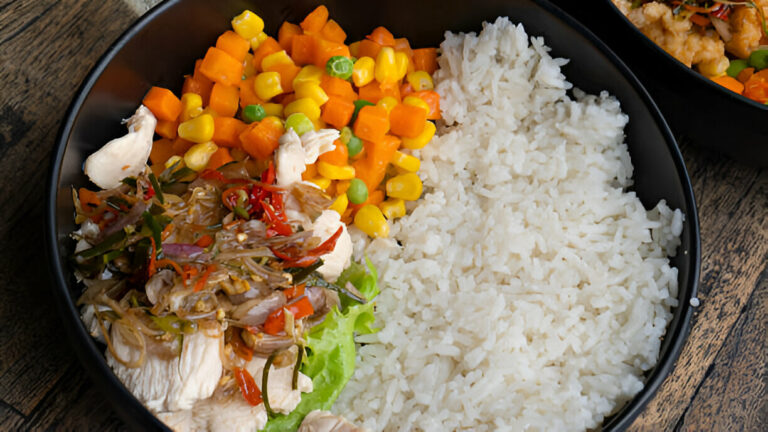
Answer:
top-left (0, 0), bottom-right (137, 429)
top-left (0, 1), bottom-right (765, 431)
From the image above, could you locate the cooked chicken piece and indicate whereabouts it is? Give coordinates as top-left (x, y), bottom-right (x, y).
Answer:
top-left (726, 2), bottom-right (768, 59)
top-left (298, 410), bottom-right (367, 432)
top-left (84, 105), bottom-right (156, 189)
top-left (276, 130), bottom-right (306, 187)
top-left (300, 129), bottom-right (340, 163)
top-left (276, 128), bottom-right (341, 186)
top-left (622, 1), bottom-right (725, 67)
top-left (107, 322), bottom-right (223, 412)
top-left (307, 210), bottom-right (352, 282)
top-left (157, 355), bottom-right (313, 431)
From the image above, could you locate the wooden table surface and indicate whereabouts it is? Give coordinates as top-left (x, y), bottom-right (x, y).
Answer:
top-left (0, 1), bottom-right (765, 430)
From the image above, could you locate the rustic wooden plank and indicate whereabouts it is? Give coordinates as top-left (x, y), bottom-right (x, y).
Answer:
top-left (629, 143), bottom-right (768, 431)
top-left (0, 400), bottom-right (26, 431)
top-left (679, 269), bottom-right (768, 432)
top-left (0, 0), bottom-right (138, 417)
top-left (21, 363), bottom-right (126, 431)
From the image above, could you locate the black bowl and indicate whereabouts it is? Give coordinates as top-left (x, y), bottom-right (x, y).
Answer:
top-left (550, 0), bottom-right (768, 167)
top-left (46, 0), bottom-right (701, 430)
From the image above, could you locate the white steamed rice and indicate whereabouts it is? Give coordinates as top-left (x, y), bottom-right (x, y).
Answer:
top-left (335, 17), bottom-right (684, 432)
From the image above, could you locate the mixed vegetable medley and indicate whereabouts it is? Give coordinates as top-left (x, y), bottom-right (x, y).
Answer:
top-left (619, 0), bottom-right (768, 103)
top-left (71, 6), bottom-right (439, 431)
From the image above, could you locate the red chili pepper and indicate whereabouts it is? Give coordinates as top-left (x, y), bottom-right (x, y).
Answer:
top-left (234, 368), bottom-right (262, 406)
top-left (193, 264), bottom-right (217, 292)
top-left (144, 185), bottom-right (156, 200)
top-left (279, 226), bottom-right (344, 268)
top-left (262, 297), bottom-right (315, 335)
top-left (283, 283), bottom-right (306, 301)
top-left (709, 3), bottom-right (730, 21)
top-left (261, 161), bottom-right (275, 184)
top-left (261, 200), bottom-right (293, 237)
top-left (194, 234), bottom-right (214, 248)
top-left (199, 169), bottom-right (228, 181)
top-left (280, 255), bottom-right (320, 268)
top-left (222, 186), bottom-right (245, 210)
top-left (230, 329), bottom-right (254, 361)
top-left (308, 226), bottom-right (343, 255)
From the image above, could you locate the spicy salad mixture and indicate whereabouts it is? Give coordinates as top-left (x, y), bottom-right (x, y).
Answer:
top-left (71, 6), bottom-right (439, 431)
top-left (615, 0), bottom-right (768, 103)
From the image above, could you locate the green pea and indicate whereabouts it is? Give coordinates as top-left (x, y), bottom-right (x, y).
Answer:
top-left (243, 104), bottom-right (266, 123)
top-left (326, 56), bottom-right (354, 80)
top-left (346, 135), bottom-right (363, 157)
top-left (726, 59), bottom-right (749, 78)
top-left (346, 178), bottom-right (369, 204)
top-left (350, 99), bottom-right (374, 124)
top-left (748, 49), bottom-right (768, 70)
top-left (284, 113), bottom-right (314, 136)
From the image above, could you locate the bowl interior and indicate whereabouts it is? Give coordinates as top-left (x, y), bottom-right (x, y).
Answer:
top-left (47, 0), bottom-right (700, 430)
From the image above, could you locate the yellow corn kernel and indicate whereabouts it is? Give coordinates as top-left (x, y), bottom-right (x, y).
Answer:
top-left (307, 177), bottom-right (331, 190)
top-left (352, 56), bottom-right (375, 87)
top-left (386, 173), bottom-right (422, 201)
top-left (406, 70), bottom-right (434, 91)
top-left (375, 47), bottom-right (398, 85)
top-left (293, 65), bottom-right (324, 88)
top-left (232, 10), bottom-right (264, 40)
top-left (180, 93), bottom-right (203, 122)
top-left (317, 161), bottom-right (355, 180)
top-left (698, 56), bottom-right (729, 78)
top-left (354, 204), bottom-right (389, 238)
top-left (177, 114), bottom-right (214, 143)
top-left (183, 141), bottom-right (219, 171)
top-left (254, 72), bottom-right (283, 101)
top-left (403, 96), bottom-right (430, 113)
top-left (401, 120), bottom-right (435, 150)
top-left (376, 96), bottom-right (398, 114)
top-left (263, 103), bottom-right (284, 117)
top-left (394, 52), bottom-right (409, 81)
top-left (294, 82), bottom-right (329, 106)
top-left (261, 50), bottom-right (294, 72)
top-left (243, 53), bottom-right (256, 78)
top-left (379, 198), bottom-right (406, 219)
top-left (250, 32), bottom-right (268, 51)
top-left (391, 150), bottom-right (420, 172)
top-left (284, 98), bottom-right (321, 121)
top-left (329, 192), bottom-right (349, 215)
top-left (164, 155), bottom-right (183, 170)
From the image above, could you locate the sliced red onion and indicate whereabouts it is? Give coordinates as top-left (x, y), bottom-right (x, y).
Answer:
top-left (162, 243), bottom-right (205, 260)
top-left (231, 292), bottom-right (286, 327)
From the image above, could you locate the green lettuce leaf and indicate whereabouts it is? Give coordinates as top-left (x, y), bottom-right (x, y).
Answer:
top-left (261, 259), bottom-right (379, 431)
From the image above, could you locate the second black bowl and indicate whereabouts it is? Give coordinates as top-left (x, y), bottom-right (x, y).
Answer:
top-left (552, 0), bottom-right (768, 167)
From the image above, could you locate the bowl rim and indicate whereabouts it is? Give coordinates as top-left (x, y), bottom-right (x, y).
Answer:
top-left (46, 0), bottom-right (701, 430)
top-left (604, 0), bottom-right (768, 111)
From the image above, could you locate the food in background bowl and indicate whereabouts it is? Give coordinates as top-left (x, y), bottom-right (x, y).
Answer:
top-left (68, 5), bottom-right (686, 432)
top-left (613, 0), bottom-right (768, 103)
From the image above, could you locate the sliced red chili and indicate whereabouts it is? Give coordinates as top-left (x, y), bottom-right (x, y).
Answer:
top-left (262, 297), bottom-right (315, 335)
top-left (193, 264), bottom-right (217, 292)
top-left (261, 200), bottom-right (293, 237)
top-left (194, 234), bottom-right (214, 248)
top-left (199, 169), bottom-right (228, 181)
top-left (230, 329), bottom-right (254, 361)
top-left (283, 283), bottom-right (306, 301)
top-left (234, 367), bottom-right (262, 406)
top-left (261, 161), bottom-right (275, 184)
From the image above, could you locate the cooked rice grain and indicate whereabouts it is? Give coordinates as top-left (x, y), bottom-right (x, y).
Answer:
top-left (335, 17), bottom-right (683, 432)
